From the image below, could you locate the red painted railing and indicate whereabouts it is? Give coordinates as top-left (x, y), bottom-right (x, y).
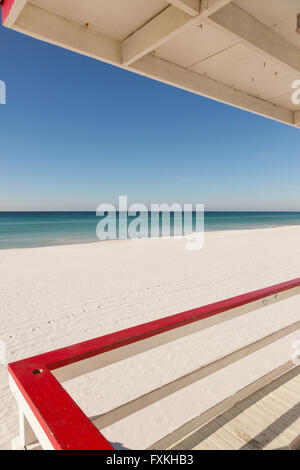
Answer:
top-left (1, 0), bottom-right (15, 24)
top-left (8, 277), bottom-right (300, 450)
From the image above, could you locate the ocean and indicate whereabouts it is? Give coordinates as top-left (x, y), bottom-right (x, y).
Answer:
top-left (0, 211), bottom-right (300, 249)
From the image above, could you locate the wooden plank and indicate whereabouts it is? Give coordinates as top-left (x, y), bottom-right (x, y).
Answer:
top-left (92, 321), bottom-right (300, 430)
top-left (165, 0), bottom-right (200, 17)
top-left (193, 436), bottom-right (219, 450)
top-left (13, 3), bottom-right (121, 65)
top-left (216, 415), bottom-right (257, 449)
top-left (221, 409), bottom-right (279, 449)
top-left (122, 0), bottom-right (235, 65)
top-left (122, 6), bottom-right (191, 65)
top-left (50, 279), bottom-right (300, 382)
top-left (151, 362), bottom-right (296, 449)
top-left (233, 401), bottom-right (295, 441)
top-left (294, 111), bottom-right (300, 126)
top-left (199, 0), bottom-right (233, 16)
top-left (207, 3), bottom-right (300, 74)
top-left (133, 54), bottom-right (294, 128)
top-left (201, 422), bottom-right (236, 449)
top-left (230, 407), bottom-right (290, 446)
top-left (8, 278), bottom-right (300, 451)
top-left (170, 366), bottom-right (300, 450)
top-left (246, 399), bottom-right (298, 434)
top-left (18, 408), bottom-right (37, 448)
top-left (206, 418), bottom-right (243, 449)
top-left (8, 372), bottom-right (113, 451)
top-left (277, 385), bottom-right (299, 402)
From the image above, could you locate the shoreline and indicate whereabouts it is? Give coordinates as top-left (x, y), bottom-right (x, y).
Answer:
top-left (2, 222), bottom-right (300, 251)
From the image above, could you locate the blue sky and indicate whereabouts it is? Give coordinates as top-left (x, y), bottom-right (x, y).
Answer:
top-left (1, 22), bottom-right (300, 211)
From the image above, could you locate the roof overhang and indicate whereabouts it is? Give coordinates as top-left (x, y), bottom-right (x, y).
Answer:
top-left (2, 0), bottom-right (300, 128)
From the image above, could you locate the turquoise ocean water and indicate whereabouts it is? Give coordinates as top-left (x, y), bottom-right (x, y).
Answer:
top-left (1, 212), bottom-right (300, 249)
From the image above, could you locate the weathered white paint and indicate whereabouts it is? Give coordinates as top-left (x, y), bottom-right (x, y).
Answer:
top-left (122, 0), bottom-right (234, 65)
top-left (200, 0), bottom-right (233, 16)
top-left (29, 0), bottom-right (168, 42)
top-left (165, 0), bottom-right (200, 17)
top-left (295, 111), bottom-right (300, 126)
top-left (122, 6), bottom-right (191, 65)
top-left (207, 3), bottom-right (300, 74)
top-left (14, 3), bottom-right (122, 65)
top-left (4, 0), bottom-right (299, 129)
top-left (9, 376), bottom-right (55, 450)
top-left (17, 407), bottom-right (37, 449)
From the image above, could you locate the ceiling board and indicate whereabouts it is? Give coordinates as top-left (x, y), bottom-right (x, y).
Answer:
top-left (30, 0), bottom-right (169, 41)
top-left (273, 17), bottom-right (300, 51)
top-left (154, 23), bottom-right (237, 69)
top-left (235, 0), bottom-right (300, 28)
top-left (271, 92), bottom-right (300, 111)
top-left (191, 43), bottom-right (299, 104)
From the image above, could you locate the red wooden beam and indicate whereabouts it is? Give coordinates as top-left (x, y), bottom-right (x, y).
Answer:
top-left (10, 364), bottom-right (113, 450)
top-left (11, 277), bottom-right (300, 372)
top-left (8, 277), bottom-right (300, 450)
top-left (1, 0), bottom-right (15, 24)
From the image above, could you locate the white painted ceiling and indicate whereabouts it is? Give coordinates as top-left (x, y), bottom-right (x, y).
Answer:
top-left (19, 1), bottom-right (300, 115)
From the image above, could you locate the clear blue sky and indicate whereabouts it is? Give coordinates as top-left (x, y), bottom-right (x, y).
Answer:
top-left (1, 21), bottom-right (300, 211)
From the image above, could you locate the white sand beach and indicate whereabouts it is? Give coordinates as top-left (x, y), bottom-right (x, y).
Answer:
top-left (0, 226), bottom-right (300, 450)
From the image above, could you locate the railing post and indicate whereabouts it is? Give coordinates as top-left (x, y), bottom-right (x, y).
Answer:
top-left (12, 407), bottom-right (36, 450)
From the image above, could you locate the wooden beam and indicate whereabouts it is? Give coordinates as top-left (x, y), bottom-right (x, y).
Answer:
top-left (52, 279), bottom-right (299, 382)
top-left (295, 111), bottom-right (300, 127)
top-left (150, 361), bottom-right (297, 450)
top-left (2, 0), bottom-right (27, 28)
top-left (132, 54), bottom-right (294, 127)
top-left (200, 0), bottom-right (233, 17)
top-left (92, 322), bottom-right (300, 431)
top-left (165, 0), bottom-right (200, 17)
top-left (122, 6), bottom-right (191, 65)
top-left (9, 277), bottom-right (300, 450)
top-left (122, 1), bottom-right (233, 65)
top-left (207, 2), bottom-right (300, 74)
top-left (13, 3), bottom-right (121, 66)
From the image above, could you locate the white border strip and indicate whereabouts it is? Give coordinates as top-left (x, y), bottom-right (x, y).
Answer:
top-left (3, 0), bottom-right (27, 28)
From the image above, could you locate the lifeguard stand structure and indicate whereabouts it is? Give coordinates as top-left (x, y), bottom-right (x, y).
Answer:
top-left (2, 0), bottom-right (300, 450)
top-left (8, 279), bottom-right (300, 450)
top-left (2, 0), bottom-right (300, 128)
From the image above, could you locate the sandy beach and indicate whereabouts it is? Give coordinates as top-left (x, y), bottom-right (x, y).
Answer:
top-left (0, 226), bottom-right (300, 450)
